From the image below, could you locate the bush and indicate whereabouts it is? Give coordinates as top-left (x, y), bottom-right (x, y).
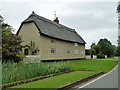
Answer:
top-left (97, 54), bottom-right (105, 59)
top-left (16, 51), bottom-right (24, 62)
top-left (85, 49), bottom-right (90, 55)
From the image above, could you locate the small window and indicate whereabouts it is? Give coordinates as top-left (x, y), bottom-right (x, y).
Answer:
top-left (74, 50), bottom-right (78, 55)
top-left (75, 43), bottom-right (78, 47)
top-left (67, 50), bottom-right (70, 54)
top-left (81, 50), bottom-right (84, 55)
top-left (51, 40), bottom-right (55, 44)
top-left (51, 48), bottom-right (56, 54)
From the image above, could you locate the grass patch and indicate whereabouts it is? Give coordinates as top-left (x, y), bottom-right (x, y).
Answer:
top-left (71, 59), bottom-right (118, 73)
top-left (11, 71), bottom-right (94, 88)
top-left (10, 59), bottom-right (118, 88)
top-left (105, 57), bottom-right (115, 59)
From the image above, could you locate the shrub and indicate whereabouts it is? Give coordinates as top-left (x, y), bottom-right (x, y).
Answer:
top-left (97, 54), bottom-right (105, 59)
top-left (16, 51), bottom-right (24, 62)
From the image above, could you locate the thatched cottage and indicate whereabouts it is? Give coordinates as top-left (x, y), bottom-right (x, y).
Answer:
top-left (17, 11), bottom-right (86, 61)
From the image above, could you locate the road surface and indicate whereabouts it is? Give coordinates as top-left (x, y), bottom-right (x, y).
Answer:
top-left (78, 64), bottom-right (118, 88)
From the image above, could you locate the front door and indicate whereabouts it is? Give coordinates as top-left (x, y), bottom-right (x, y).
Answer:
top-left (24, 48), bottom-right (29, 55)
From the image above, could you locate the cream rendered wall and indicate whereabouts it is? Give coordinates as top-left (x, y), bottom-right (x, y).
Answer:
top-left (40, 35), bottom-right (85, 60)
top-left (18, 22), bottom-right (85, 60)
top-left (18, 22), bottom-right (41, 55)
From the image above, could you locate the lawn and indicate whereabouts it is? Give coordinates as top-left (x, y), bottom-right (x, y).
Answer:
top-left (10, 59), bottom-right (118, 88)
top-left (11, 71), bottom-right (95, 88)
top-left (70, 59), bottom-right (118, 73)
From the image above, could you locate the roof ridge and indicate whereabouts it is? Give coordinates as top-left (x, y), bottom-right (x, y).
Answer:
top-left (30, 12), bottom-right (75, 32)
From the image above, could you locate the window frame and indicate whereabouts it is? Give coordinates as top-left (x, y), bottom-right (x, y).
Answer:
top-left (51, 48), bottom-right (56, 54)
top-left (67, 49), bottom-right (71, 54)
top-left (74, 50), bottom-right (78, 55)
top-left (51, 39), bottom-right (55, 44)
top-left (81, 50), bottom-right (84, 55)
top-left (75, 43), bottom-right (78, 47)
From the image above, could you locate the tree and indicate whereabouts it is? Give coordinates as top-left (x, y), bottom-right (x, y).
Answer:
top-left (117, 1), bottom-right (120, 13)
top-left (115, 46), bottom-right (120, 56)
top-left (90, 43), bottom-right (100, 55)
top-left (117, 2), bottom-right (120, 46)
top-left (98, 38), bottom-right (114, 57)
top-left (93, 45), bottom-right (100, 55)
top-left (1, 18), bottom-right (22, 62)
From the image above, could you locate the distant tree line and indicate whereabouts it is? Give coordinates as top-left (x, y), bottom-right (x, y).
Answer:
top-left (86, 38), bottom-right (120, 58)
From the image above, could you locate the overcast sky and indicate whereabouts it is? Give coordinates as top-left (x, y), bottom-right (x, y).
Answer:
top-left (0, 0), bottom-right (119, 49)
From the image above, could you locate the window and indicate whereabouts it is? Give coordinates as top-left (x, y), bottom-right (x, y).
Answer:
top-left (67, 50), bottom-right (70, 54)
top-left (75, 43), bottom-right (78, 47)
top-left (51, 40), bottom-right (55, 44)
top-left (74, 50), bottom-right (78, 55)
top-left (51, 48), bottom-right (56, 54)
top-left (81, 50), bottom-right (84, 55)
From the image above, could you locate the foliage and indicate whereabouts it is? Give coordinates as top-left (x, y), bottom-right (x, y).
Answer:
top-left (26, 41), bottom-right (39, 55)
top-left (16, 51), bottom-right (24, 62)
top-left (1, 18), bottom-right (22, 62)
top-left (92, 44), bottom-right (100, 54)
top-left (11, 59), bottom-right (118, 88)
top-left (97, 54), bottom-right (105, 59)
top-left (2, 61), bottom-right (71, 84)
top-left (90, 49), bottom-right (96, 55)
top-left (2, 33), bottom-right (22, 62)
top-left (115, 46), bottom-right (120, 56)
top-left (98, 38), bottom-right (114, 57)
top-left (90, 38), bottom-right (115, 57)
top-left (85, 49), bottom-right (90, 55)
top-left (117, 4), bottom-right (120, 13)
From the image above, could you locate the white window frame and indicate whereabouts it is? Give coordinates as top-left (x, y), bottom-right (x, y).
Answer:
top-left (51, 48), bottom-right (56, 54)
top-left (74, 50), bottom-right (78, 55)
top-left (75, 43), bottom-right (78, 47)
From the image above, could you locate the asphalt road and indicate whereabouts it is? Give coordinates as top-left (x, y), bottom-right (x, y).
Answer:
top-left (79, 64), bottom-right (118, 88)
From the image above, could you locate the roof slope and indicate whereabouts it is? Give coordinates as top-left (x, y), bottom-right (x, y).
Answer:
top-left (18, 12), bottom-right (86, 44)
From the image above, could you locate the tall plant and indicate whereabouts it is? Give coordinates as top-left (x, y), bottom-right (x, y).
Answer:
top-left (26, 41), bottom-right (39, 55)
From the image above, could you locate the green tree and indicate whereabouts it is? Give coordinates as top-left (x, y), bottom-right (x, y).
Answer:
top-left (98, 38), bottom-right (114, 57)
top-left (93, 45), bottom-right (100, 54)
top-left (90, 43), bottom-right (100, 55)
top-left (117, 2), bottom-right (120, 13)
top-left (1, 18), bottom-right (22, 62)
top-left (115, 46), bottom-right (120, 56)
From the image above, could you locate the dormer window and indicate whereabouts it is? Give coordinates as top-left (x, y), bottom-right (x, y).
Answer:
top-left (75, 43), bottom-right (78, 47)
top-left (51, 39), bottom-right (55, 44)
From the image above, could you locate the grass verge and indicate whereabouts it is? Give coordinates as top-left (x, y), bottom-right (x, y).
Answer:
top-left (11, 71), bottom-right (95, 88)
top-left (71, 59), bottom-right (118, 73)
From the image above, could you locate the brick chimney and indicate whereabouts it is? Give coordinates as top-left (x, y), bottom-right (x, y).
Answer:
top-left (54, 17), bottom-right (59, 24)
